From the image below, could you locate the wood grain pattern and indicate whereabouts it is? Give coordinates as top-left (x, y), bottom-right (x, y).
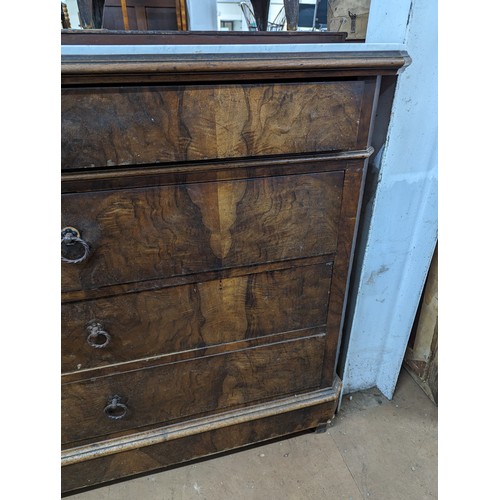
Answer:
top-left (60, 52), bottom-right (411, 87)
top-left (61, 254), bottom-right (333, 304)
top-left (61, 397), bottom-right (338, 493)
top-left (61, 30), bottom-right (348, 45)
top-left (101, 0), bottom-right (179, 31)
top-left (61, 81), bottom-right (365, 169)
top-left (61, 263), bottom-right (332, 373)
top-left (61, 171), bottom-right (344, 292)
top-left (60, 153), bottom-right (372, 195)
top-left (322, 162), bottom-right (367, 385)
top-left (59, 50), bottom-right (400, 492)
top-left (62, 327), bottom-right (326, 385)
top-left (62, 383), bottom-right (341, 463)
top-left (62, 335), bottom-right (325, 444)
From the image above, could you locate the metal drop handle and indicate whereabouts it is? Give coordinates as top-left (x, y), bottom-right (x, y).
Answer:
top-left (61, 227), bottom-right (91, 264)
top-left (104, 395), bottom-right (128, 420)
top-left (86, 322), bottom-right (111, 349)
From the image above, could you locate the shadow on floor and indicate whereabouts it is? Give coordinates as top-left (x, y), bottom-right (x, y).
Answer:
top-left (68, 369), bottom-right (437, 500)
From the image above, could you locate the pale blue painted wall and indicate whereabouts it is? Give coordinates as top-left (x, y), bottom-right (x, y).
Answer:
top-left (61, 0), bottom-right (438, 400)
top-left (341, 0), bottom-right (438, 398)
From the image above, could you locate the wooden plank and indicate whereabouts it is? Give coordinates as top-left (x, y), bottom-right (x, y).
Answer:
top-left (61, 254), bottom-right (334, 303)
top-left (62, 335), bottom-right (326, 444)
top-left (61, 171), bottom-right (344, 292)
top-left (62, 262), bottom-right (332, 373)
top-left (61, 382), bottom-right (340, 493)
top-left (404, 244), bottom-right (438, 404)
top-left (356, 75), bottom-right (381, 149)
top-left (61, 30), bottom-right (347, 45)
top-left (60, 51), bottom-right (411, 87)
top-left (119, 0), bottom-right (130, 30)
top-left (321, 161), bottom-right (367, 385)
top-left (62, 326), bottom-right (327, 383)
top-left (61, 81), bottom-right (365, 170)
top-left (61, 152), bottom-right (373, 194)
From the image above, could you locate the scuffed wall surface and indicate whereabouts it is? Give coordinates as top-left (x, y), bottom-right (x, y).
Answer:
top-left (341, 0), bottom-right (438, 399)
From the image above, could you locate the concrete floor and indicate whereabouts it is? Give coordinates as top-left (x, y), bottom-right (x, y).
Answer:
top-left (69, 369), bottom-right (437, 499)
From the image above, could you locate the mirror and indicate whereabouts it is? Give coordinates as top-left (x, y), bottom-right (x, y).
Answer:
top-left (61, 0), bottom-right (187, 30)
top-left (215, 1), bottom-right (370, 36)
top-left (61, 0), bottom-right (371, 40)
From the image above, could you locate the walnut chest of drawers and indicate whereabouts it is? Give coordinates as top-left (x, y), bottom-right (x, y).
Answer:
top-left (61, 50), bottom-right (409, 493)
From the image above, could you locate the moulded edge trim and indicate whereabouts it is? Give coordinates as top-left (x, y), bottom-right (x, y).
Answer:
top-left (62, 377), bottom-right (342, 466)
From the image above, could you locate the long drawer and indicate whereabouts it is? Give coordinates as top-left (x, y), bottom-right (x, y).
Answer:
top-left (62, 81), bottom-right (368, 170)
top-left (62, 262), bottom-right (332, 373)
top-left (61, 335), bottom-right (326, 444)
top-left (61, 171), bottom-right (343, 292)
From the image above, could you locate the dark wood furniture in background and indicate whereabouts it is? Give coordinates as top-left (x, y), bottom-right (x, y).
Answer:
top-left (76, 0), bottom-right (104, 29)
top-left (74, 0), bottom-right (187, 30)
top-left (61, 50), bottom-right (409, 493)
top-left (101, 0), bottom-right (186, 31)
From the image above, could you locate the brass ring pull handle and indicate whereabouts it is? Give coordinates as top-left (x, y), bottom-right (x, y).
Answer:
top-left (104, 396), bottom-right (128, 420)
top-left (86, 322), bottom-right (111, 349)
top-left (61, 227), bottom-right (91, 264)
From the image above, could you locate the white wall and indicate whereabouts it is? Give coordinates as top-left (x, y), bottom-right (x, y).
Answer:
top-left (341, 0), bottom-right (438, 398)
top-left (187, 0), bottom-right (218, 30)
top-left (216, 2), bottom-right (248, 31)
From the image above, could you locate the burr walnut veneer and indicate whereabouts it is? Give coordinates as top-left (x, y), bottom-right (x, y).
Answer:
top-left (61, 50), bottom-right (409, 493)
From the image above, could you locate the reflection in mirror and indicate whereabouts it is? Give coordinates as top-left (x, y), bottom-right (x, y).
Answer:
top-left (327, 0), bottom-right (371, 39)
top-left (61, 0), bottom-right (370, 40)
top-left (215, 0), bottom-right (370, 36)
top-left (61, 0), bottom-right (187, 30)
top-left (62, 1), bottom-right (80, 28)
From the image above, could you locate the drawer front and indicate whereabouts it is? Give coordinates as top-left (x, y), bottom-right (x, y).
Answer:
top-left (62, 263), bottom-right (332, 373)
top-left (61, 171), bottom-right (343, 292)
top-left (61, 335), bottom-right (325, 444)
top-left (62, 81), bottom-right (367, 170)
